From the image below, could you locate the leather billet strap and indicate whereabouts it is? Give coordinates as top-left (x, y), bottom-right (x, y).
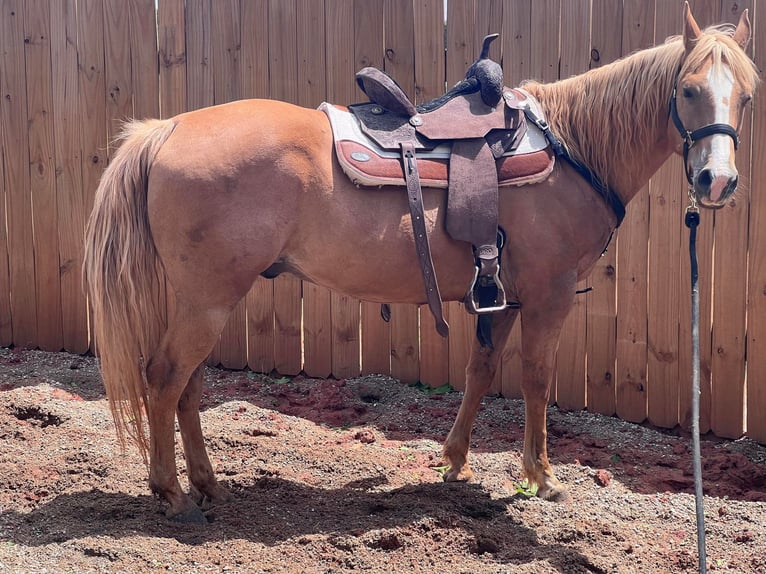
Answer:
top-left (400, 141), bottom-right (450, 337)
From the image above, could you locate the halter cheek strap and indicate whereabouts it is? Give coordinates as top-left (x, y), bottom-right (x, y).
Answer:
top-left (669, 84), bottom-right (740, 185)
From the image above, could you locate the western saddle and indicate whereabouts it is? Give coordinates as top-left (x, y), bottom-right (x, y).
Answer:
top-left (349, 35), bottom-right (532, 342)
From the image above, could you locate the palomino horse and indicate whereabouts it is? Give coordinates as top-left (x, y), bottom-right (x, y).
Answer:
top-left (84, 4), bottom-right (757, 522)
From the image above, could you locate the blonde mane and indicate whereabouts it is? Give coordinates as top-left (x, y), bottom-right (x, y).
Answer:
top-left (522, 25), bottom-right (760, 195)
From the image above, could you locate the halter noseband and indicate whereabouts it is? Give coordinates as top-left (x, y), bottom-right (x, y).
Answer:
top-left (669, 80), bottom-right (740, 186)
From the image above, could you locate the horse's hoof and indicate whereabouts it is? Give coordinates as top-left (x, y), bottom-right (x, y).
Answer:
top-left (443, 465), bottom-right (474, 482)
top-left (167, 504), bottom-right (208, 524)
top-left (190, 484), bottom-right (232, 508)
top-left (538, 483), bottom-right (570, 503)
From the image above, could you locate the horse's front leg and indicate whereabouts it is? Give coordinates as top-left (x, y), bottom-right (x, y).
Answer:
top-left (519, 288), bottom-right (574, 501)
top-left (177, 364), bottom-right (232, 506)
top-left (442, 308), bottom-right (519, 481)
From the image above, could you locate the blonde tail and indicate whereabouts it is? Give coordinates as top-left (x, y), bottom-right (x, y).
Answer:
top-left (83, 118), bottom-right (176, 458)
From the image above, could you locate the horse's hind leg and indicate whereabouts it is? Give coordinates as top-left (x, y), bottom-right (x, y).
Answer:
top-left (145, 303), bottom-right (230, 522)
top-left (177, 364), bottom-right (232, 506)
top-left (442, 308), bottom-right (519, 481)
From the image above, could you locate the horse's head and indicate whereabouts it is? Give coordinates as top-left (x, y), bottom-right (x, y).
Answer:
top-left (671, 2), bottom-right (758, 209)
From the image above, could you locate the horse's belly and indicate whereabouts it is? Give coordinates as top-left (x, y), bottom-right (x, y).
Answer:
top-left (289, 238), bottom-right (476, 305)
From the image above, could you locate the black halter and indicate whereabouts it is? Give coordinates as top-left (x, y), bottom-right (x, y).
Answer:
top-left (669, 81), bottom-right (740, 186)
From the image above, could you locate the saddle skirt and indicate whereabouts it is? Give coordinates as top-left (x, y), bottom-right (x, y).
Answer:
top-left (319, 90), bottom-right (555, 190)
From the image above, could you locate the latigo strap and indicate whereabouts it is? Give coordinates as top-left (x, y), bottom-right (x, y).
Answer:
top-left (400, 141), bottom-right (450, 337)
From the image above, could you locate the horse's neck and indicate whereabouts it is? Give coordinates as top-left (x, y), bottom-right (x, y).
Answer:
top-left (525, 43), bottom-right (684, 206)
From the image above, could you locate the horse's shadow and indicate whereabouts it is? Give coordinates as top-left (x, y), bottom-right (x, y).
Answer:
top-left (3, 480), bottom-right (599, 572)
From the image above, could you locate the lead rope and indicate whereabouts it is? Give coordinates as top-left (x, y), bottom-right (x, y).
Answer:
top-left (684, 193), bottom-right (706, 574)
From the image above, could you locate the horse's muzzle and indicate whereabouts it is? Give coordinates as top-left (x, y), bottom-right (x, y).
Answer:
top-left (694, 168), bottom-right (738, 209)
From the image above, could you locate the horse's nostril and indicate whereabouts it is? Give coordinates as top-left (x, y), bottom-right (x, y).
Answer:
top-left (697, 169), bottom-right (713, 190)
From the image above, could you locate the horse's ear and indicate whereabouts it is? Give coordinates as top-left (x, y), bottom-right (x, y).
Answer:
top-left (732, 8), bottom-right (751, 49)
top-left (683, 1), bottom-right (702, 52)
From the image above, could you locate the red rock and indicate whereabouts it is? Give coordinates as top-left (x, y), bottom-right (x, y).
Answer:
top-left (595, 469), bottom-right (612, 487)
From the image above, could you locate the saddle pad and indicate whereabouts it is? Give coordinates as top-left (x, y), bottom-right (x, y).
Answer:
top-left (319, 101), bottom-right (555, 189)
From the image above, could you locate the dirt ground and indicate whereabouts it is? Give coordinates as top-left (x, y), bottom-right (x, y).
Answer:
top-left (0, 347), bottom-right (764, 573)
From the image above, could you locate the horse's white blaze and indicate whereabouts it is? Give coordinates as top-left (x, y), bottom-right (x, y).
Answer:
top-left (705, 63), bottom-right (737, 201)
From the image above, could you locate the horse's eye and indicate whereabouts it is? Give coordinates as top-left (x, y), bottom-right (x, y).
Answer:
top-left (682, 86), bottom-right (696, 99)
top-left (741, 94), bottom-right (753, 106)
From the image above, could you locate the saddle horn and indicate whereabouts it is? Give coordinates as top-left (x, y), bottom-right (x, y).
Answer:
top-left (465, 34), bottom-right (503, 108)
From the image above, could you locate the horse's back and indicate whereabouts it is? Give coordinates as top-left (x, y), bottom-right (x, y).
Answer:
top-left (156, 99), bottom-right (333, 180)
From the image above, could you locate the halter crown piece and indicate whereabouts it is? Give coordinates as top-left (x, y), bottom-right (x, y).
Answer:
top-left (669, 79), bottom-right (740, 186)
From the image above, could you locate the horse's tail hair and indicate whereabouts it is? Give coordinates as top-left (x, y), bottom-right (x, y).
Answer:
top-left (83, 118), bottom-right (176, 459)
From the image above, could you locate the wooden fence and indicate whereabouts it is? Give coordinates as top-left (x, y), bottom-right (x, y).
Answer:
top-left (1, 0), bottom-right (764, 442)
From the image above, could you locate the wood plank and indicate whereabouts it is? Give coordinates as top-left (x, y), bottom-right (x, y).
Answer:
top-left (240, 0), bottom-right (273, 373)
top-left (474, 0), bottom-right (503, 64)
top-left (185, 0), bottom-right (217, 363)
top-left (330, 293), bottom-right (360, 379)
top-left (746, 0), bottom-right (766, 442)
top-left (360, 302), bottom-right (391, 375)
top-left (646, 176), bottom-right (682, 429)
top-left (551, 0), bottom-right (587, 409)
top-left (530, 0), bottom-right (591, 409)
top-left (51, 0), bottom-right (90, 353)
top-left (445, 0), bottom-right (475, 86)
top-left (500, 0), bottom-right (531, 399)
top-left (413, 0), bottom-right (448, 386)
top-left (354, 0), bottom-right (390, 376)
top-left (241, 0), bottom-right (269, 99)
top-left (707, 0), bottom-right (751, 438)
top-left (77, 0), bottom-right (108, 353)
top-left (1, 0), bottom-right (38, 348)
top-left (298, 0), bottom-right (332, 378)
top-left (677, 0), bottom-right (720, 433)
top-left (413, 0), bottom-right (445, 105)
top-left (585, 0), bottom-right (622, 417)
top-left (473, 0), bottom-right (504, 396)
top-left (644, 0), bottom-right (683, 430)
top-left (444, 0), bottom-right (476, 391)
top-left (420, 306), bottom-right (449, 387)
top-left (156, 0), bottom-right (186, 360)
top-left (130, 0), bottom-right (166, 350)
top-left (303, 282), bottom-right (332, 377)
top-left (158, 0), bottom-right (187, 118)
top-left (353, 0), bottom-right (384, 99)
top-left (501, 0), bottom-right (531, 87)
top-left (211, 0), bottom-right (247, 369)
top-left (384, 0), bottom-right (420, 384)
top-left (103, 0), bottom-right (133, 148)
top-left (269, 0), bottom-right (303, 375)
top-left (326, 0), bottom-right (362, 379)
top-left (129, 0), bottom-right (159, 119)
top-left (0, 127), bottom-right (10, 344)
top-left (247, 278), bottom-right (275, 374)
top-left (615, 0), bottom-right (655, 424)
top-left (25, 0), bottom-right (63, 351)
top-left (529, 0), bottom-right (560, 84)
top-left (185, 0), bottom-right (214, 112)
